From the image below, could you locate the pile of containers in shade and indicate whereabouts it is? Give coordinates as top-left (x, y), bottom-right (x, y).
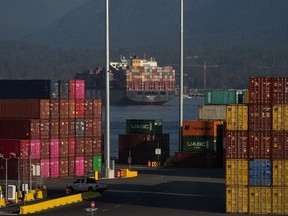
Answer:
top-left (226, 77), bottom-right (288, 215)
top-left (118, 119), bottom-right (169, 165)
top-left (0, 80), bottom-right (102, 184)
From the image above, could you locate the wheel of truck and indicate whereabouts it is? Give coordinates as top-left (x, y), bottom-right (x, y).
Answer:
top-left (88, 187), bottom-right (94, 192)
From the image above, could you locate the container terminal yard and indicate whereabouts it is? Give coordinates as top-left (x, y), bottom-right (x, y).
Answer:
top-left (1, 77), bottom-right (288, 215)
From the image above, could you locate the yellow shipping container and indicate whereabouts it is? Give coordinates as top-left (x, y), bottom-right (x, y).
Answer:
top-left (226, 186), bottom-right (248, 213)
top-left (272, 187), bottom-right (288, 215)
top-left (226, 159), bottom-right (248, 186)
top-left (273, 160), bottom-right (288, 186)
top-left (226, 105), bottom-right (248, 131)
top-left (249, 187), bottom-right (272, 214)
top-left (272, 105), bottom-right (288, 131)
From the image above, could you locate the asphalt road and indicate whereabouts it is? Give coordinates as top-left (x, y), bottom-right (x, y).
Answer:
top-left (1, 166), bottom-right (245, 216)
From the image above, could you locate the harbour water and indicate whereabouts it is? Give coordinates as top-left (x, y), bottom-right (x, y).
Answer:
top-left (102, 97), bottom-right (205, 158)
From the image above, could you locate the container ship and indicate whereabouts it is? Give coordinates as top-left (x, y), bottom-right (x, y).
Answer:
top-left (75, 56), bottom-right (176, 105)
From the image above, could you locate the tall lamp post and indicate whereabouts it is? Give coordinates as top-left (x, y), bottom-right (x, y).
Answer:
top-left (0, 153), bottom-right (11, 202)
top-left (10, 153), bottom-right (20, 197)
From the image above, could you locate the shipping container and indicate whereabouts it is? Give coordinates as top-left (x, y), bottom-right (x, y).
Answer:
top-left (226, 186), bottom-right (248, 213)
top-left (92, 119), bottom-right (102, 136)
top-left (68, 119), bottom-right (75, 137)
top-left (0, 139), bottom-right (30, 159)
top-left (272, 132), bottom-right (288, 159)
top-left (40, 139), bottom-right (49, 159)
top-left (272, 104), bottom-right (288, 131)
top-left (50, 80), bottom-right (59, 99)
top-left (126, 119), bottom-right (162, 135)
top-left (249, 187), bottom-right (272, 214)
top-left (249, 104), bottom-right (272, 131)
top-left (92, 136), bottom-right (102, 156)
top-left (205, 89), bottom-right (248, 105)
top-left (75, 156), bottom-right (85, 176)
top-left (84, 137), bottom-right (93, 156)
top-left (59, 138), bottom-right (69, 157)
top-left (272, 77), bottom-right (288, 104)
top-left (50, 119), bottom-right (59, 138)
top-left (272, 187), bottom-right (288, 215)
top-left (0, 99), bottom-right (50, 119)
top-left (75, 138), bottom-right (85, 156)
top-left (198, 105), bottom-right (227, 121)
top-left (59, 80), bottom-right (69, 99)
top-left (68, 99), bottom-right (75, 118)
top-left (69, 80), bottom-right (76, 99)
top-left (75, 119), bottom-right (85, 137)
top-left (59, 157), bottom-right (69, 177)
top-left (75, 80), bottom-right (85, 99)
top-left (68, 138), bottom-right (76, 157)
top-left (30, 139), bottom-right (41, 159)
top-left (75, 99), bottom-right (85, 118)
top-left (249, 159), bottom-right (271, 186)
top-left (19, 159), bottom-right (40, 181)
top-left (226, 159), bottom-right (248, 186)
top-left (0, 80), bottom-right (51, 99)
top-left (272, 160), bottom-right (288, 186)
top-left (173, 152), bottom-right (218, 168)
top-left (68, 157), bottom-right (75, 176)
top-left (93, 99), bottom-right (102, 118)
top-left (40, 159), bottom-right (50, 178)
top-left (93, 155), bottom-right (102, 172)
top-left (84, 156), bottom-right (93, 173)
top-left (84, 119), bottom-right (93, 137)
top-left (59, 100), bottom-right (69, 118)
top-left (249, 77), bottom-right (272, 104)
top-left (249, 132), bottom-right (271, 159)
top-left (50, 138), bottom-right (60, 158)
top-left (182, 136), bottom-right (216, 152)
top-left (182, 120), bottom-right (222, 137)
top-left (226, 131), bottom-right (248, 159)
top-left (50, 158), bottom-right (60, 178)
top-left (0, 119), bottom-right (40, 139)
top-left (84, 99), bottom-right (94, 118)
top-left (40, 119), bottom-right (50, 139)
top-left (226, 105), bottom-right (248, 131)
top-left (50, 99), bottom-right (60, 119)
top-left (59, 119), bottom-right (69, 138)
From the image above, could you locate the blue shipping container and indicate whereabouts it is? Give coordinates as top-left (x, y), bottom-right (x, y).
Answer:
top-left (249, 160), bottom-right (271, 186)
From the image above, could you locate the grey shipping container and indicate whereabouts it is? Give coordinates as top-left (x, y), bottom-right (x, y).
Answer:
top-left (198, 105), bottom-right (227, 120)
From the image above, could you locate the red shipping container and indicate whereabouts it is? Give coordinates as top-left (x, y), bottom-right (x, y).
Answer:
top-left (68, 119), bottom-right (75, 137)
top-left (272, 132), bottom-right (288, 159)
top-left (249, 77), bottom-right (272, 104)
top-left (20, 159), bottom-right (40, 181)
top-left (0, 139), bottom-right (30, 159)
top-left (60, 138), bottom-right (69, 157)
top-left (68, 157), bottom-right (75, 176)
top-left (68, 138), bottom-right (75, 157)
top-left (75, 156), bottom-right (85, 176)
top-left (85, 99), bottom-right (93, 118)
top-left (272, 77), bottom-right (288, 104)
top-left (50, 158), bottom-right (59, 178)
top-left (59, 99), bottom-right (69, 118)
top-left (226, 131), bottom-right (249, 159)
top-left (40, 139), bottom-right (49, 159)
top-left (93, 100), bottom-right (102, 118)
top-left (249, 104), bottom-right (272, 131)
top-left (249, 132), bottom-right (272, 159)
top-left (84, 119), bottom-right (93, 137)
top-left (75, 99), bottom-right (85, 118)
top-left (92, 136), bottom-right (102, 155)
top-left (75, 138), bottom-right (85, 156)
top-left (0, 119), bottom-right (40, 139)
top-left (50, 138), bottom-right (60, 158)
top-left (75, 80), bottom-right (85, 99)
top-left (59, 157), bottom-right (69, 177)
top-left (50, 119), bottom-right (59, 138)
top-left (69, 80), bottom-right (76, 99)
top-left (30, 139), bottom-right (41, 159)
top-left (0, 99), bottom-right (50, 119)
top-left (40, 119), bottom-right (50, 139)
top-left (93, 119), bottom-right (102, 136)
top-left (68, 99), bottom-right (75, 118)
top-left (59, 119), bottom-right (69, 138)
top-left (40, 159), bottom-right (50, 178)
top-left (84, 137), bottom-right (93, 156)
top-left (84, 156), bottom-right (93, 173)
top-left (50, 99), bottom-right (60, 119)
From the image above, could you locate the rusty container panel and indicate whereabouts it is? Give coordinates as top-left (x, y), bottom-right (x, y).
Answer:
top-left (60, 138), bottom-right (69, 157)
top-left (59, 119), bottom-right (69, 138)
top-left (59, 157), bottom-right (69, 177)
top-left (40, 138), bottom-right (50, 159)
top-left (75, 138), bottom-right (85, 156)
top-left (93, 99), bottom-right (102, 119)
top-left (84, 137), bottom-right (93, 156)
top-left (226, 186), bottom-right (248, 213)
top-left (272, 104), bottom-right (288, 131)
top-left (249, 77), bottom-right (272, 104)
top-left (40, 119), bottom-right (50, 139)
top-left (182, 120), bottom-right (223, 136)
top-left (75, 99), bottom-right (85, 118)
top-left (249, 132), bottom-right (272, 159)
top-left (68, 137), bottom-right (76, 157)
top-left (249, 104), bottom-right (272, 131)
top-left (226, 159), bottom-right (248, 186)
top-left (226, 131), bottom-right (248, 159)
top-left (68, 99), bottom-right (75, 118)
top-left (68, 119), bottom-right (75, 137)
top-left (84, 99), bottom-right (93, 118)
top-left (50, 99), bottom-right (60, 119)
top-left (272, 132), bottom-right (288, 159)
top-left (92, 136), bottom-right (102, 156)
top-left (249, 187), bottom-right (272, 214)
top-left (272, 160), bottom-right (288, 186)
top-left (272, 77), bottom-right (288, 104)
top-left (92, 119), bottom-right (102, 136)
top-left (84, 118), bottom-right (93, 137)
top-left (59, 99), bottom-right (69, 119)
top-left (84, 155), bottom-right (93, 173)
top-left (226, 105), bottom-right (248, 131)
top-left (50, 119), bottom-right (59, 138)
top-left (68, 157), bottom-right (75, 176)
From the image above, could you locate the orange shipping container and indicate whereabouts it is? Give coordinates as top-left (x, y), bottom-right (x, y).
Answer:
top-left (182, 120), bottom-right (222, 137)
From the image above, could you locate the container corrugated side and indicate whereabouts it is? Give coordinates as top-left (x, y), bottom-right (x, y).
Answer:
top-left (50, 158), bottom-right (60, 178)
top-left (272, 160), bottom-right (288, 186)
top-left (249, 104), bottom-right (272, 131)
top-left (226, 131), bottom-right (248, 159)
top-left (59, 157), bottom-right (69, 177)
top-left (272, 77), bottom-right (288, 104)
top-left (75, 156), bottom-right (85, 176)
top-left (249, 132), bottom-right (271, 159)
top-left (226, 186), bottom-right (248, 213)
top-left (226, 105), bottom-right (248, 131)
top-left (272, 132), bottom-right (288, 159)
top-left (272, 104), bottom-right (288, 131)
top-left (249, 77), bottom-right (272, 104)
top-left (182, 120), bottom-right (222, 136)
top-left (182, 136), bottom-right (216, 152)
top-left (272, 187), bottom-right (288, 215)
top-left (93, 155), bottom-right (102, 172)
top-left (198, 105), bottom-right (226, 121)
top-left (205, 90), bottom-right (242, 105)
top-left (59, 80), bottom-right (69, 99)
top-left (226, 159), bottom-right (248, 186)
top-left (249, 187), bottom-right (272, 214)
top-left (126, 119), bottom-right (162, 135)
top-left (249, 159), bottom-right (272, 186)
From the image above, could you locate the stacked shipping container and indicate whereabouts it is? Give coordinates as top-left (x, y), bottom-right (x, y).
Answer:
top-left (118, 119), bottom-right (169, 164)
top-left (0, 80), bottom-right (103, 182)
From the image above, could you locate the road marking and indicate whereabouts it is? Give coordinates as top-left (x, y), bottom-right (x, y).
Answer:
top-left (114, 205), bottom-right (121, 208)
top-left (102, 209), bottom-right (110, 212)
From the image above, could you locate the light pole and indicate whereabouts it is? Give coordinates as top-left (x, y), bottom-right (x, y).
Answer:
top-left (0, 153), bottom-right (11, 202)
top-left (10, 153), bottom-right (20, 197)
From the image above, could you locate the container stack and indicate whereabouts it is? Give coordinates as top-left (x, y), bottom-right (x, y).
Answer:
top-left (118, 119), bottom-right (169, 165)
top-left (226, 77), bottom-right (288, 215)
top-left (0, 80), bottom-right (102, 182)
top-left (174, 120), bottom-right (224, 168)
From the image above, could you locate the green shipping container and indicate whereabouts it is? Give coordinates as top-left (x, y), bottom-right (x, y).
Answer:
top-left (126, 119), bottom-right (162, 135)
top-left (182, 136), bottom-right (217, 152)
top-left (93, 156), bottom-right (102, 172)
top-left (205, 90), bottom-right (247, 105)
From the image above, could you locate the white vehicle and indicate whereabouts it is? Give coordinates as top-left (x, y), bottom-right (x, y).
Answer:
top-left (67, 178), bottom-right (107, 194)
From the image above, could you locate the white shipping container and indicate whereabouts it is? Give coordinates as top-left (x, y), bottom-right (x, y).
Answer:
top-left (198, 105), bottom-right (227, 121)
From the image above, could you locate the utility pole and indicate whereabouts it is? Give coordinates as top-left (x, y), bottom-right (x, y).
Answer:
top-left (179, 0), bottom-right (184, 152)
